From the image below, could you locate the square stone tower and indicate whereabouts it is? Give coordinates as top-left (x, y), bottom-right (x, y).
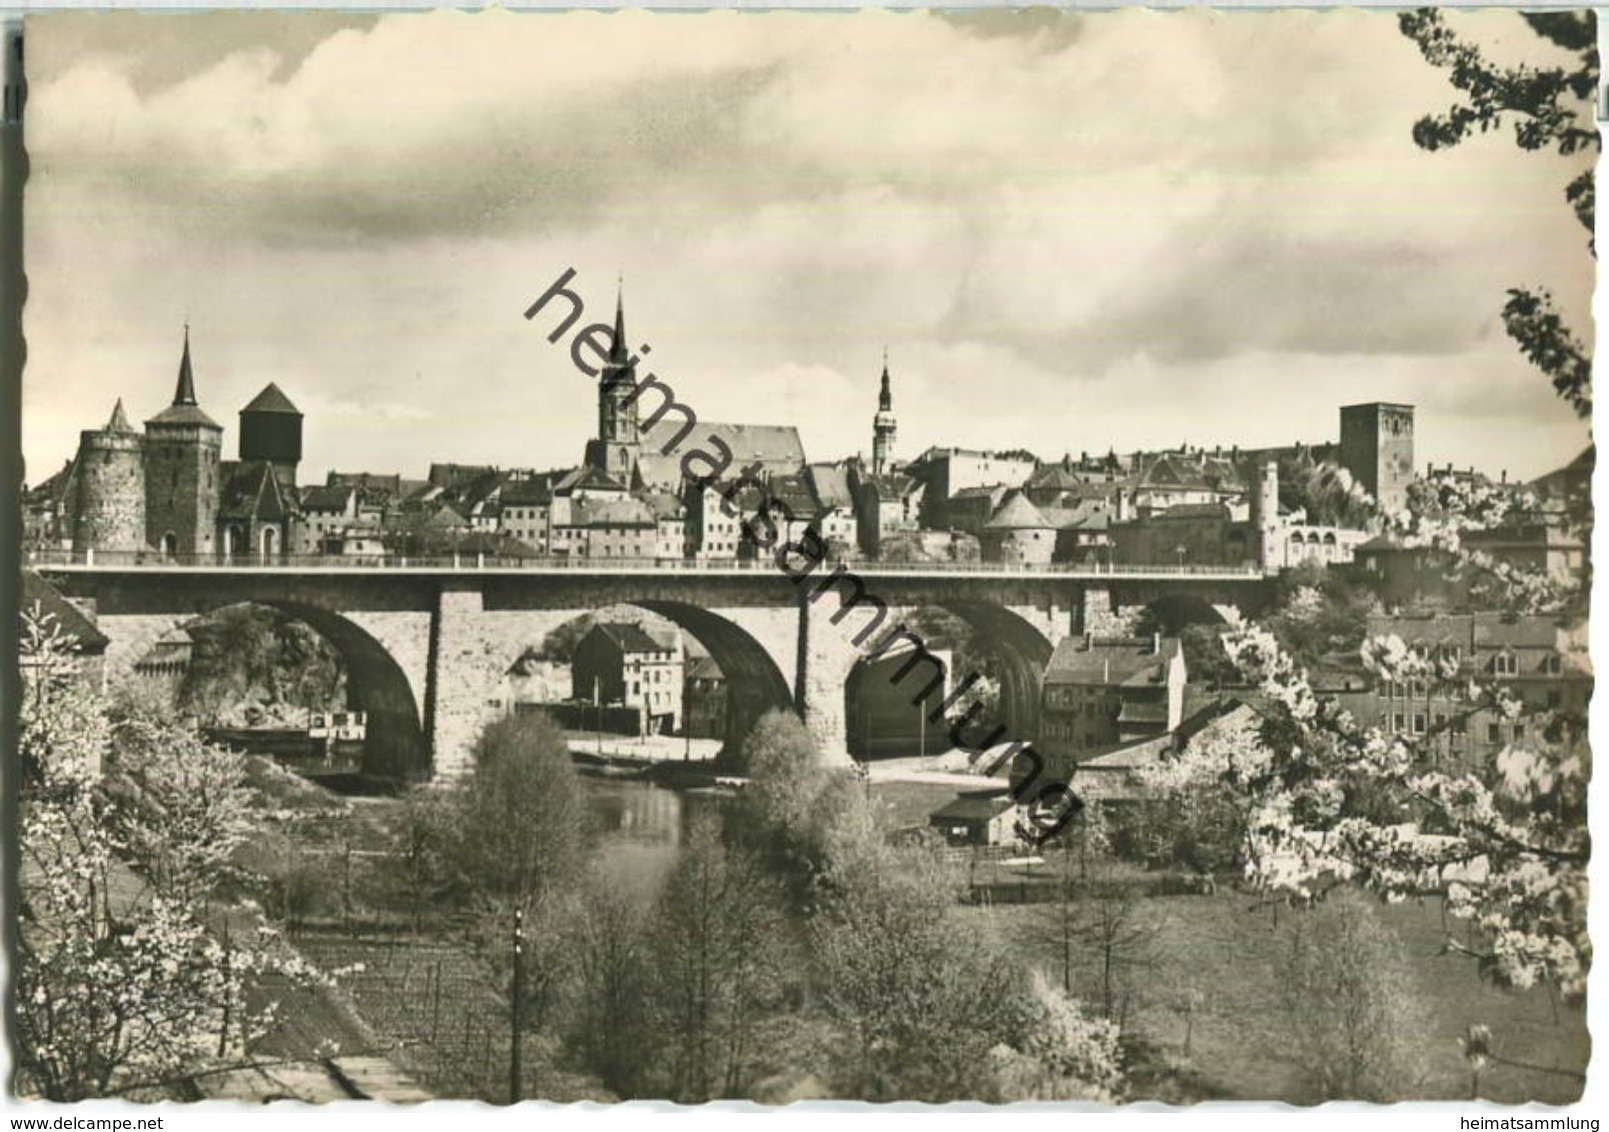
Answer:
top-left (1339, 402), bottom-right (1414, 516)
top-left (145, 328), bottom-right (223, 558)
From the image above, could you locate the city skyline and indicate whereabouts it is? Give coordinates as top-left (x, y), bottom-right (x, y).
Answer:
top-left (22, 8), bottom-right (1593, 484)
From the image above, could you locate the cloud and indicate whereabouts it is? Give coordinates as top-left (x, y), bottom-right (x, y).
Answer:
top-left (19, 8), bottom-right (1594, 485)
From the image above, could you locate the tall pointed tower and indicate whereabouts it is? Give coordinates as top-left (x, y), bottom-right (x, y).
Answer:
top-left (72, 399), bottom-right (146, 554)
top-left (585, 284), bottom-right (640, 483)
top-left (144, 327), bottom-right (222, 557)
top-left (872, 351), bottom-right (897, 476)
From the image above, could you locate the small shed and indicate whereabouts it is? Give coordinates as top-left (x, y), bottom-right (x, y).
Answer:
top-left (929, 790), bottom-right (1018, 847)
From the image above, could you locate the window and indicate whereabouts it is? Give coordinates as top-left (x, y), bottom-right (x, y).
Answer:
top-left (1487, 722), bottom-right (1502, 743)
top-left (1393, 713), bottom-right (1405, 733)
top-left (1548, 690), bottom-right (1562, 710)
top-left (1493, 652), bottom-right (1518, 677)
top-left (1413, 713), bottom-right (1427, 735)
top-left (1544, 654), bottom-right (1563, 676)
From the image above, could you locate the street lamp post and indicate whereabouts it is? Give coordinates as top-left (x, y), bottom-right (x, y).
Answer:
top-left (510, 908), bottom-right (524, 1104)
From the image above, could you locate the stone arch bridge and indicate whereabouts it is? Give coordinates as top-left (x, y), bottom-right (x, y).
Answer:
top-left (34, 561), bottom-right (1269, 781)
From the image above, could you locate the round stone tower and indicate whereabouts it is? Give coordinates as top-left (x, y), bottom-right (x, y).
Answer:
top-left (72, 398), bottom-right (147, 554)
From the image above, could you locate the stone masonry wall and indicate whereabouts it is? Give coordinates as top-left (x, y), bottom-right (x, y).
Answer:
top-left (73, 436), bottom-right (146, 553)
top-left (429, 589), bottom-right (575, 780)
top-left (1079, 586), bottom-right (1143, 637)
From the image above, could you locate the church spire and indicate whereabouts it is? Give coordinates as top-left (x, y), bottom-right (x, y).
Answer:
top-left (609, 277), bottom-right (629, 365)
top-left (173, 324), bottom-right (198, 407)
top-left (872, 349), bottom-right (897, 476)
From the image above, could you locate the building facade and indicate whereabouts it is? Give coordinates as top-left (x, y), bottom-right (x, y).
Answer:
top-left (571, 622), bottom-right (685, 734)
top-left (1039, 634), bottom-right (1187, 759)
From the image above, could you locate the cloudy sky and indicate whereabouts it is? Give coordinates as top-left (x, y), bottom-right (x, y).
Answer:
top-left (21, 8), bottom-right (1594, 485)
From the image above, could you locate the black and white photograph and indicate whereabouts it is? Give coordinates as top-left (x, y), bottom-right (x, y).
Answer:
top-left (8, 6), bottom-right (1597, 1109)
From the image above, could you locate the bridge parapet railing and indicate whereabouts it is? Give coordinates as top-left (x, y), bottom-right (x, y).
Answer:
top-left (22, 547), bottom-right (1265, 580)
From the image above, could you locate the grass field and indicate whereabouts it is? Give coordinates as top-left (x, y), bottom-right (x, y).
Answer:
top-left (963, 889), bottom-right (1588, 1104)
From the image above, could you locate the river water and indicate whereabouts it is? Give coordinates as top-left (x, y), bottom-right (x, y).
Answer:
top-left (583, 778), bottom-right (723, 903)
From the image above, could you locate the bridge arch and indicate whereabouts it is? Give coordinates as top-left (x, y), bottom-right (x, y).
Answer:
top-left (938, 601), bottom-right (1053, 744)
top-left (163, 600), bottom-right (428, 782)
top-left (842, 600), bottom-right (1052, 759)
top-left (629, 600), bottom-right (795, 757)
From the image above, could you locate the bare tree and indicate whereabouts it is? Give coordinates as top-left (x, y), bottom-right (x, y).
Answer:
top-left (648, 812), bottom-right (791, 1101)
top-left (1067, 876), bottom-right (1153, 1025)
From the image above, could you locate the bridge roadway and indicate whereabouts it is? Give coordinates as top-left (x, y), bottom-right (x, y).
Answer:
top-left (28, 549), bottom-right (1264, 581)
top-left (31, 553), bottom-right (1270, 783)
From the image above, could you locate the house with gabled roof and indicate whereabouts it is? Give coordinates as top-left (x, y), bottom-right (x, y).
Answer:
top-left (1040, 633), bottom-right (1188, 759)
top-left (571, 621), bottom-right (684, 734)
top-left (217, 460), bottom-right (296, 559)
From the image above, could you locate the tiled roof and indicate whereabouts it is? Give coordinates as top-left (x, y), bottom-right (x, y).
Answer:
top-left (428, 463), bottom-right (498, 489)
top-left (26, 459), bottom-right (76, 506)
top-left (685, 655), bottom-right (724, 681)
top-left (147, 403), bottom-right (221, 429)
top-left (807, 463), bottom-right (854, 510)
top-left (562, 466), bottom-right (630, 495)
top-left (591, 621), bottom-right (678, 655)
top-left (1150, 502), bottom-right (1232, 521)
top-left (984, 491), bottom-right (1053, 531)
top-left (641, 490), bottom-right (686, 520)
top-left (1367, 612), bottom-right (1578, 656)
top-left (768, 472), bottom-right (821, 518)
top-left (1036, 500), bottom-right (1111, 531)
top-left (1134, 451), bottom-right (1245, 494)
top-left (861, 471), bottom-right (921, 501)
top-left (218, 461), bottom-right (291, 522)
top-left (22, 571), bottom-right (109, 653)
top-left (241, 383), bottom-right (302, 416)
top-left (638, 421), bottom-right (806, 487)
top-left (328, 472), bottom-right (402, 494)
top-left (930, 791), bottom-right (1014, 822)
top-left (103, 399), bottom-right (137, 435)
top-left (300, 484), bottom-right (357, 511)
top-left (419, 502), bottom-right (468, 530)
top-left (501, 476), bottom-right (557, 506)
top-left (1043, 636), bottom-right (1182, 686)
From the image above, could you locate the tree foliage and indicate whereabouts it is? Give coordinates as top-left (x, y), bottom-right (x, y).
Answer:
top-left (445, 711), bottom-right (594, 919)
top-left (810, 838), bottom-right (1025, 1102)
top-left (15, 607), bottom-right (326, 1101)
top-left (1272, 892), bottom-right (1429, 1102)
top-left (988, 972), bottom-right (1125, 1103)
top-left (647, 812), bottom-right (791, 1102)
top-left (730, 709), bottom-right (858, 888)
top-left (1220, 618), bottom-right (1588, 997)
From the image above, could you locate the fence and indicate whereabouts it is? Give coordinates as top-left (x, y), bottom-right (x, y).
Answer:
top-left (295, 933), bottom-right (527, 1103)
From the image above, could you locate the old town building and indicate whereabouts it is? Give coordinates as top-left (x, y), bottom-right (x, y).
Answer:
top-left (1039, 634), bottom-right (1188, 759)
